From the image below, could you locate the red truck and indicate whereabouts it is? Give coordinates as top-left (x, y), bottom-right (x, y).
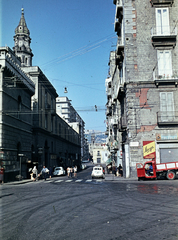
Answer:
top-left (136, 160), bottom-right (178, 180)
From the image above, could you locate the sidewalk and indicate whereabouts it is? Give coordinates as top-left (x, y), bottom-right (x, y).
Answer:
top-left (2, 179), bottom-right (33, 185)
top-left (104, 172), bottom-right (137, 181)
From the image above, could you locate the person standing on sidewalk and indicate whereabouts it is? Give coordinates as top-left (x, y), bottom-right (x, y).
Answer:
top-left (67, 167), bottom-right (70, 178)
top-left (0, 162), bottom-right (4, 184)
top-left (32, 166), bottom-right (38, 181)
top-left (70, 167), bottom-right (73, 178)
top-left (73, 166), bottom-right (77, 178)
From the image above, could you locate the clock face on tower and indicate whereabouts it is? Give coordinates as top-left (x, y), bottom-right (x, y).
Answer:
top-left (19, 26), bottom-right (23, 31)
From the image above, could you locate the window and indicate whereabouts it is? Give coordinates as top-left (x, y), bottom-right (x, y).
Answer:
top-left (51, 141), bottom-right (53, 153)
top-left (45, 114), bottom-right (48, 129)
top-left (18, 96), bottom-right (22, 119)
top-left (59, 123), bottom-right (61, 135)
top-left (51, 116), bottom-right (53, 132)
top-left (157, 50), bottom-right (172, 77)
top-left (97, 158), bottom-right (101, 164)
top-left (156, 8), bottom-right (170, 35)
top-left (45, 92), bottom-right (47, 108)
top-left (160, 92), bottom-right (174, 121)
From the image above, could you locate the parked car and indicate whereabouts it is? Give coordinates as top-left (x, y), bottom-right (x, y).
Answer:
top-left (53, 167), bottom-right (65, 176)
top-left (91, 166), bottom-right (105, 179)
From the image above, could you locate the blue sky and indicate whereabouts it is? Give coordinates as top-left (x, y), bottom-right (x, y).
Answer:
top-left (1, 0), bottom-right (116, 132)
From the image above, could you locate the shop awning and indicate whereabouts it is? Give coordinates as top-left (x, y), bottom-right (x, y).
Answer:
top-left (105, 158), bottom-right (112, 166)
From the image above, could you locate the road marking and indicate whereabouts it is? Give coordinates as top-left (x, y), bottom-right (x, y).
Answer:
top-left (65, 180), bottom-right (73, 182)
top-left (55, 180), bottom-right (64, 183)
top-left (86, 179), bottom-right (92, 182)
top-left (96, 179), bottom-right (103, 182)
top-left (75, 179), bottom-right (83, 182)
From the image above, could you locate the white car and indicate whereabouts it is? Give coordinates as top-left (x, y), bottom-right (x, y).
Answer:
top-left (53, 167), bottom-right (65, 176)
top-left (91, 166), bottom-right (105, 179)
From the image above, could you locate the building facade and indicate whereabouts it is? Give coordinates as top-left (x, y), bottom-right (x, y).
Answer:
top-left (0, 47), bottom-right (35, 182)
top-left (89, 143), bottom-right (109, 165)
top-left (106, 0), bottom-right (178, 178)
top-left (56, 96), bottom-right (85, 160)
top-left (0, 9), bottom-right (81, 182)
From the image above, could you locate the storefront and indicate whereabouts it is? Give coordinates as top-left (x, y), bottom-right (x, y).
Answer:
top-left (156, 133), bottom-right (178, 163)
top-left (158, 143), bottom-right (178, 163)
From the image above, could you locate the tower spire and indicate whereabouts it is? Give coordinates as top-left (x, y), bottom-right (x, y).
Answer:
top-left (13, 8), bottom-right (33, 67)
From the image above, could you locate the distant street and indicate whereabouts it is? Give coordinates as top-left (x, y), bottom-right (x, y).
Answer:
top-left (1, 164), bottom-right (178, 240)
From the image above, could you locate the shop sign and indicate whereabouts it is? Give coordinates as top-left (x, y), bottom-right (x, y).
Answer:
top-left (143, 141), bottom-right (156, 159)
top-left (156, 133), bottom-right (178, 141)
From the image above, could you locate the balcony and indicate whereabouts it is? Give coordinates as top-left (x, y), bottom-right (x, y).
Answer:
top-left (153, 68), bottom-right (178, 86)
top-left (107, 87), bottom-right (112, 97)
top-left (116, 37), bottom-right (124, 56)
top-left (116, 0), bottom-right (123, 20)
top-left (157, 111), bottom-right (178, 125)
top-left (150, 0), bottom-right (174, 6)
top-left (115, 20), bottom-right (121, 34)
top-left (106, 107), bottom-right (112, 116)
top-left (151, 26), bottom-right (177, 48)
top-left (111, 115), bottom-right (119, 126)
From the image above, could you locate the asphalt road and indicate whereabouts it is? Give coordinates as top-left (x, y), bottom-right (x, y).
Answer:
top-left (1, 165), bottom-right (178, 240)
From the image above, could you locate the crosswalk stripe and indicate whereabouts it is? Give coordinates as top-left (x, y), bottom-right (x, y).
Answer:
top-left (65, 180), bottom-right (73, 182)
top-left (75, 179), bottom-right (82, 182)
top-left (53, 179), bottom-right (104, 183)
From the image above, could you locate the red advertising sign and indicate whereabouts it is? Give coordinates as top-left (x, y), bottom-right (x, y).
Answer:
top-left (143, 141), bottom-right (156, 159)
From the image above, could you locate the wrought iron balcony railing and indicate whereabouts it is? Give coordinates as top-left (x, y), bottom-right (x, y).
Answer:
top-left (157, 111), bottom-right (178, 125)
top-left (153, 67), bottom-right (178, 85)
top-left (151, 26), bottom-right (177, 48)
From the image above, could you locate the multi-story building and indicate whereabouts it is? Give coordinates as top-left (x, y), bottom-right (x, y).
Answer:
top-left (0, 47), bottom-right (35, 182)
top-left (106, 0), bottom-right (178, 178)
top-left (90, 143), bottom-right (109, 165)
top-left (56, 96), bottom-right (85, 160)
top-left (0, 9), bottom-right (81, 182)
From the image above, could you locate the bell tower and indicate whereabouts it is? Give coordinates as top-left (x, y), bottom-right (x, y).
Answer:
top-left (13, 8), bottom-right (33, 67)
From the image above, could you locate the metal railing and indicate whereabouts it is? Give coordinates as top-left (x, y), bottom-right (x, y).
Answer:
top-left (157, 111), bottom-right (178, 124)
top-left (153, 67), bottom-right (178, 82)
top-left (151, 26), bottom-right (177, 37)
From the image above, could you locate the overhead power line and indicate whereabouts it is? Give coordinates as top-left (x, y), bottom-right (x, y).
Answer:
top-left (40, 33), bottom-right (116, 68)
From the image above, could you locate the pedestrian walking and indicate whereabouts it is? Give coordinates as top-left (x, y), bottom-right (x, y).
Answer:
top-left (70, 167), bottom-right (73, 178)
top-left (49, 166), bottom-right (53, 179)
top-left (73, 166), bottom-right (77, 178)
top-left (32, 166), bottom-right (38, 181)
top-left (41, 166), bottom-right (49, 180)
top-left (0, 163), bottom-right (4, 184)
top-left (118, 164), bottom-right (123, 177)
top-left (67, 167), bottom-right (70, 178)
